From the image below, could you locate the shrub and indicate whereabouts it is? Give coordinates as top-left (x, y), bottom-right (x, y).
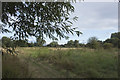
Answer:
top-left (87, 37), bottom-right (102, 49)
top-left (103, 43), bottom-right (113, 49)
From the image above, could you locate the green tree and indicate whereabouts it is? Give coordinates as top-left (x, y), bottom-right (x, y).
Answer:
top-left (104, 32), bottom-right (120, 48)
top-left (48, 41), bottom-right (58, 47)
top-left (111, 32), bottom-right (120, 39)
top-left (118, 40), bottom-right (120, 48)
top-left (15, 40), bottom-right (28, 47)
top-left (28, 42), bottom-right (34, 47)
top-left (2, 37), bottom-right (18, 54)
top-left (36, 37), bottom-right (46, 47)
top-left (66, 40), bottom-right (74, 47)
top-left (87, 37), bottom-right (101, 49)
top-left (79, 43), bottom-right (85, 47)
top-left (1, 2), bottom-right (82, 55)
top-left (2, 36), bottom-right (12, 48)
top-left (103, 43), bottom-right (113, 49)
top-left (74, 40), bottom-right (79, 47)
top-left (2, 2), bottom-right (82, 41)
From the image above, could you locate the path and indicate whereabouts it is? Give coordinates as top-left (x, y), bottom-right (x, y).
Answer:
top-left (18, 53), bottom-right (65, 78)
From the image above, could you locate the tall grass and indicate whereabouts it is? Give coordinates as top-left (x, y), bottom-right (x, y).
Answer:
top-left (3, 47), bottom-right (118, 78)
top-left (23, 47), bottom-right (118, 78)
top-left (2, 53), bottom-right (30, 78)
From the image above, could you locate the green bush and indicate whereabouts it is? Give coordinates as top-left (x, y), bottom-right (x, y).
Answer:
top-left (87, 37), bottom-right (102, 49)
top-left (103, 43), bottom-right (113, 49)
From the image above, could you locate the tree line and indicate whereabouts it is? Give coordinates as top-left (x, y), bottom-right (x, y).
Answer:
top-left (1, 32), bottom-right (120, 49)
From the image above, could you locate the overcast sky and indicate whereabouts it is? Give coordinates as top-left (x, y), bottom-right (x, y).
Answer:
top-left (44, 2), bottom-right (118, 44)
top-left (0, 2), bottom-right (118, 44)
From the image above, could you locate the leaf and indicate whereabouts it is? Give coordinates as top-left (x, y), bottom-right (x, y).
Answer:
top-left (2, 2), bottom-right (82, 42)
top-left (75, 31), bottom-right (82, 37)
top-left (73, 16), bottom-right (78, 21)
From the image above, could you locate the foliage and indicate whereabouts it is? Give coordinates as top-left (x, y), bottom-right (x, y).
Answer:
top-left (15, 40), bottom-right (28, 47)
top-left (104, 32), bottom-right (120, 48)
top-left (19, 47), bottom-right (118, 78)
top-left (79, 43), bottom-right (85, 47)
top-left (87, 37), bottom-right (101, 49)
top-left (2, 2), bottom-right (82, 41)
top-left (36, 37), bottom-right (46, 47)
top-left (1, 36), bottom-right (44, 47)
top-left (74, 40), bottom-right (79, 47)
top-left (65, 40), bottom-right (79, 47)
top-left (111, 32), bottom-right (120, 39)
top-left (47, 41), bottom-right (58, 47)
top-left (66, 40), bottom-right (74, 47)
top-left (88, 37), bottom-right (98, 43)
top-left (1, 32), bottom-right (120, 49)
top-left (27, 42), bottom-right (34, 47)
top-left (2, 36), bottom-right (12, 48)
top-left (103, 43), bottom-right (113, 49)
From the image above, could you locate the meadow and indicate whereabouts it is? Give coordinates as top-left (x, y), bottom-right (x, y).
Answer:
top-left (2, 47), bottom-right (118, 78)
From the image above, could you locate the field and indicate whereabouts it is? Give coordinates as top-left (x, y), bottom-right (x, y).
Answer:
top-left (2, 47), bottom-right (118, 78)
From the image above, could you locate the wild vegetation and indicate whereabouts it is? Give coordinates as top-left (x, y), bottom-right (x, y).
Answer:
top-left (2, 32), bottom-right (119, 78)
top-left (2, 47), bottom-right (118, 78)
top-left (1, 32), bottom-right (120, 49)
top-left (1, 1), bottom-right (119, 78)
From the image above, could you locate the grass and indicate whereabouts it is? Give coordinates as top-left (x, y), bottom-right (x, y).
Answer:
top-left (18, 47), bottom-right (118, 78)
top-left (3, 47), bottom-right (118, 78)
top-left (2, 53), bottom-right (29, 78)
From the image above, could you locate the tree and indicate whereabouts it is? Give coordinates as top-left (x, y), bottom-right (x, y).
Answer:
top-left (66, 40), bottom-right (74, 47)
top-left (28, 42), bottom-right (34, 47)
top-left (1, 36), bottom-right (18, 55)
top-left (2, 36), bottom-right (12, 48)
top-left (104, 32), bottom-right (120, 48)
top-left (36, 37), bottom-right (46, 47)
top-left (103, 43), bottom-right (113, 49)
top-left (47, 41), bottom-right (58, 47)
top-left (87, 37), bottom-right (101, 49)
top-left (111, 32), bottom-right (120, 39)
top-left (118, 40), bottom-right (120, 48)
top-left (79, 43), bottom-right (85, 47)
top-left (2, 2), bottom-right (82, 41)
top-left (88, 37), bottom-right (98, 43)
top-left (74, 40), bottom-right (79, 47)
top-left (15, 40), bottom-right (28, 47)
top-left (1, 2), bottom-right (83, 55)
top-left (1, 2), bottom-right (82, 54)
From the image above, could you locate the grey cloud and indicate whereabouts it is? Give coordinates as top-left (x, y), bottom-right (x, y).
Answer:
top-left (71, 2), bottom-right (118, 31)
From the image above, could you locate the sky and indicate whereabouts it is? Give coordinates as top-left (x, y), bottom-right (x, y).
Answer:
top-left (44, 2), bottom-right (118, 44)
top-left (0, 2), bottom-right (118, 45)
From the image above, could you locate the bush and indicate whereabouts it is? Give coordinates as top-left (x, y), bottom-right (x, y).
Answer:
top-left (87, 41), bottom-right (101, 49)
top-left (103, 43), bottom-right (113, 49)
top-left (87, 37), bottom-right (102, 49)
